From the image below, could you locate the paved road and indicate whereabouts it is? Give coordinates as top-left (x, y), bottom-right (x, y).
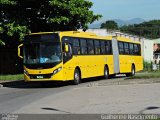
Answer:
top-left (0, 76), bottom-right (160, 115)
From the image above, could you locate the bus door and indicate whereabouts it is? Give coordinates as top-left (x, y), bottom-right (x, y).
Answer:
top-left (62, 37), bottom-right (74, 80)
top-left (112, 38), bottom-right (120, 74)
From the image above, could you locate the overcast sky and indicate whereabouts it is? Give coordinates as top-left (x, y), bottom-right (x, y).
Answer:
top-left (90, 0), bottom-right (160, 21)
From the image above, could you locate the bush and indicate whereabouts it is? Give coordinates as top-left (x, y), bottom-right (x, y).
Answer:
top-left (143, 61), bottom-right (152, 71)
top-left (143, 61), bottom-right (160, 72)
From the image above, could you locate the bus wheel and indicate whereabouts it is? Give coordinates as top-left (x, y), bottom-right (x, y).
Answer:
top-left (131, 65), bottom-right (135, 76)
top-left (104, 66), bottom-right (109, 79)
top-left (73, 69), bottom-right (81, 85)
top-left (126, 65), bottom-right (135, 77)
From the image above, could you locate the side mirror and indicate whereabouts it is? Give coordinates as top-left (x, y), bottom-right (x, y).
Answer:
top-left (18, 44), bottom-right (23, 59)
top-left (65, 44), bottom-right (69, 52)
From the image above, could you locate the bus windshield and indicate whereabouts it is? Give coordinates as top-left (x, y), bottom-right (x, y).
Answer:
top-left (24, 42), bottom-right (62, 64)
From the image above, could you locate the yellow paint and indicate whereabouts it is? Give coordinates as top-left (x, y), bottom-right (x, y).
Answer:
top-left (18, 44), bottom-right (23, 59)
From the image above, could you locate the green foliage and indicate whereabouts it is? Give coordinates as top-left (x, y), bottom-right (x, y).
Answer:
top-left (48, 0), bottom-right (102, 30)
top-left (143, 61), bottom-right (160, 72)
top-left (128, 72), bottom-right (160, 79)
top-left (0, 74), bottom-right (23, 81)
top-left (120, 20), bottom-right (160, 39)
top-left (0, 0), bottom-right (102, 46)
top-left (100, 20), bottom-right (118, 30)
top-left (0, 0), bottom-right (16, 5)
top-left (0, 0), bottom-right (101, 74)
top-left (143, 61), bottom-right (152, 71)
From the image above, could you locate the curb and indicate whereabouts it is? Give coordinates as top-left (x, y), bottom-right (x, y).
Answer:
top-left (0, 80), bottom-right (24, 87)
top-left (86, 78), bottom-right (160, 87)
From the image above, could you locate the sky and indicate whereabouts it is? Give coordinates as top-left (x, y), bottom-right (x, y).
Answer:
top-left (90, 0), bottom-right (160, 21)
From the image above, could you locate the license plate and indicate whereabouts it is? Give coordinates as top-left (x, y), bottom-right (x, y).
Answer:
top-left (36, 76), bottom-right (44, 79)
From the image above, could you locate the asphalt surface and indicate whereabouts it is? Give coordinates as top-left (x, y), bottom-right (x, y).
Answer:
top-left (0, 76), bottom-right (125, 114)
top-left (0, 76), bottom-right (160, 120)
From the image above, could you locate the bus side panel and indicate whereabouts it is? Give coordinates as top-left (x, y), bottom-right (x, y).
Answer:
top-left (63, 56), bottom-right (77, 81)
top-left (107, 55), bottom-right (114, 75)
top-left (133, 56), bottom-right (143, 72)
top-left (119, 55), bottom-right (123, 73)
top-left (119, 55), bottom-right (143, 74)
top-left (119, 55), bottom-right (130, 73)
top-left (64, 55), bottom-right (114, 80)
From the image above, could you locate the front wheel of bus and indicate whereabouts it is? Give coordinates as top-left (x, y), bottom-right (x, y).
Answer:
top-left (73, 69), bottom-right (81, 85)
top-left (104, 66), bottom-right (109, 79)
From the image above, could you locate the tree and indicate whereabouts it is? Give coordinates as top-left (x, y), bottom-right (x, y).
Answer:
top-left (0, 0), bottom-right (102, 45)
top-left (120, 20), bottom-right (160, 39)
top-left (100, 20), bottom-right (118, 30)
top-left (0, 0), bottom-right (102, 74)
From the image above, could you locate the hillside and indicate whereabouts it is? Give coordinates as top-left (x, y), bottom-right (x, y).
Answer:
top-left (88, 18), bottom-right (145, 28)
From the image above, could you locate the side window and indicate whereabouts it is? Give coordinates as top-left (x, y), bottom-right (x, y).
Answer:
top-left (94, 40), bottom-right (100, 54)
top-left (124, 42), bottom-right (129, 55)
top-left (62, 37), bottom-right (71, 51)
top-left (100, 41), bottom-right (106, 54)
top-left (118, 42), bottom-right (124, 54)
top-left (87, 39), bottom-right (94, 55)
top-left (129, 43), bottom-right (134, 55)
top-left (62, 37), bottom-right (73, 63)
top-left (80, 39), bottom-right (87, 55)
top-left (138, 44), bottom-right (141, 56)
top-left (134, 44), bottom-right (141, 56)
top-left (134, 44), bottom-right (138, 55)
top-left (105, 41), bottom-right (112, 54)
top-left (73, 38), bottom-right (80, 55)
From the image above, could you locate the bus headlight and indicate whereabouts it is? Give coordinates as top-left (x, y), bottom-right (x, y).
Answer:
top-left (53, 67), bottom-right (62, 75)
top-left (24, 70), bottom-right (29, 76)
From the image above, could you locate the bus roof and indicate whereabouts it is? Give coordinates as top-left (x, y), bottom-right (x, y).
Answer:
top-left (116, 36), bottom-right (141, 44)
top-left (59, 31), bottom-right (113, 40)
top-left (29, 31), bottom-right (140, 44)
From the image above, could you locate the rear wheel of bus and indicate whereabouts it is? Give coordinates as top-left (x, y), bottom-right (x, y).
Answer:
top-left (126, 65), bottom-right (135, 77)
top-left (104, 66), bottom-right (109, 79)
top-left (73, 69), bottom-right (81, 85)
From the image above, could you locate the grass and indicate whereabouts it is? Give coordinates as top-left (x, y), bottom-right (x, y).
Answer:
top-left (128, 71), bottom-right (160, 79)
top-left (0, 74), bottom-right (23, 81)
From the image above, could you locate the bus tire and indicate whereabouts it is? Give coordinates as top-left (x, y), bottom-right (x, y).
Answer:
top-left (104, 66), bottom-right (109, 79)
top-left (73, 69), bottom-right (81, 85)
top-left (131, 65), bottom-right (135, 76)
top-left (126, 65), bottom-right (135, 77)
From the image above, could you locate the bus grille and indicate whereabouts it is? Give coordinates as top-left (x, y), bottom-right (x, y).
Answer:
top-left (29, 73), bottom-right (53, 79)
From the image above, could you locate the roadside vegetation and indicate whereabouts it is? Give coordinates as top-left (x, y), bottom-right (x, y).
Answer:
top-left (101, 20), bottom-right (160, 39)
top-left (0, 74), bottom-right (23, 81)
top-left (127, 61), bottom-right (160, 79)
top-left (0, 0), bottom-right (101, 75)
top-left (127, 71), bottom-right (160, 79)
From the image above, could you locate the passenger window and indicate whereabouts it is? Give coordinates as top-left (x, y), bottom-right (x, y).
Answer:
top-left (124, 42), bottom-right (129, 55)
top-left (80, 39), bottom-right (87, 54)
top-left (118, 42), bottom-right (124, 54)
top-left (100, 41), bottom-right (106, 54)
top-left (129, 43), bottom-right (134, 55)
top-left (73, 38), bottom-right (80, 55)
top-left (87, 40), bottom-right (94, 54)
top-left (94, 40), bottom-right (100, 54)
top-left (134, 44), bottom-right (141, 56)
top-left (105, 41), bottom-right (112, 54)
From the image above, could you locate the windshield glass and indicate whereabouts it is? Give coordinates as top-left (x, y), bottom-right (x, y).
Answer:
top-left (24, 42), bottom-right (62, 64)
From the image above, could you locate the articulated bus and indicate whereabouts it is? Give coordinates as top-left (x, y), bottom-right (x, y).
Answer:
top-left (18, 31), bottom-right (143, 85)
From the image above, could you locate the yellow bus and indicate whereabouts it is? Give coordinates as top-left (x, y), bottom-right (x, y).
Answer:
top-left (18, 31), bottom-right (143, 85)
